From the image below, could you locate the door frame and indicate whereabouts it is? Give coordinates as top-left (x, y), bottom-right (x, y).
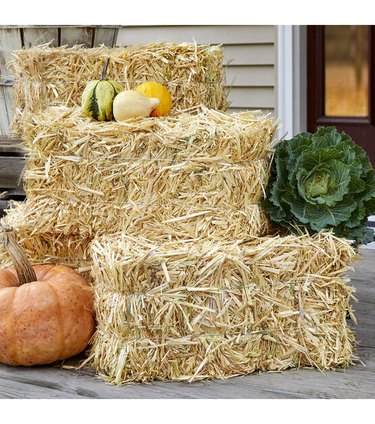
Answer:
top-left (276, 25), bottom-right (375, 227)
top-left (306, 25), bottom-right (375, 158)
top-left (276, 25), bottom-right (307, 141)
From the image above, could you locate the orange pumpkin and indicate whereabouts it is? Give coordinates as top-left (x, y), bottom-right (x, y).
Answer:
top-left (0, 228), bottom-right (95, 366)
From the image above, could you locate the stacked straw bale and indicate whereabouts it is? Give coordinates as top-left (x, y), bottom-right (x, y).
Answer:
top-left (1, 42), bottom-right (358, 385)
top-left (8, 106), bottom-right (276, 240)
top-left (8, 42), bottom-right (228, 134)
top-left (88, 232), bottom-right (357, 384)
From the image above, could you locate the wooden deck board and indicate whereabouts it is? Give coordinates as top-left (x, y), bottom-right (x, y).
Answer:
top-left (0, 248), bottom-right (374, 399)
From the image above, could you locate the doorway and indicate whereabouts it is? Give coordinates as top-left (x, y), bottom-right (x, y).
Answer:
top-left (307, 25), bottom-right (375, 165)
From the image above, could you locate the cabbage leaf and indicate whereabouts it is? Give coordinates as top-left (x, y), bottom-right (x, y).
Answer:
top-left (264, 126), bottom-right (375, 245)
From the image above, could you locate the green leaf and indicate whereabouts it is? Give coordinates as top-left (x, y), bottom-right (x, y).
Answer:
top-left (297, 160), bottom-right (351, 207)
top-left (264, 126), bottom-right (375, 245)
top-left (290, 196), bottom-right (357, 230)
top-left (335, 224), bottom-right (374, 246)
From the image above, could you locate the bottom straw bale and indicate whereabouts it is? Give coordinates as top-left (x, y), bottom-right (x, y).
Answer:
top-left (88, 231), bottom-right (358, 385)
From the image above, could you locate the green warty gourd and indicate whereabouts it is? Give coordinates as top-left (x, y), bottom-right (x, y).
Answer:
top-left (81, 58), bottom-right (124, 121)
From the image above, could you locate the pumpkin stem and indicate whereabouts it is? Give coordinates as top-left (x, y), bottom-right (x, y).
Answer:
top-left (1, 226), bottom-right (37, 285)
top-left (100, 58), bottom-right (110, 80)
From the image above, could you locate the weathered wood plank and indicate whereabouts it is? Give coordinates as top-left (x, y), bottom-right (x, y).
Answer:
top-left (0, 137), bottom-right (25, 197)
top-left (0, 136), bottom-right (23, 154)
top-left (60, 27), bottom-right (94, 47)
top-left (349, 249), bottom-right (375, 306)
top-left (0, 377), bottom-right (91, 399)
top-left (0, 76), bottom-right (14, 86)
top-left (0, 362), bottom-right (309, 399)
top-left (0, 200), bottom-right (7, 215)
top-left (22, 27), bottom-right (59, 48)
top-left (348, 249), bottom-right (375, 349)
top-left (0, 28), bottom-right (22, 86)
top-left (0, 27), bottom-right (23, 136)
top-left (0, 187), bottom-right (25, 198)
top-left (350, 310), bottom-right (375, 349)
top-left (0, 88), bottom-right (8, 135)
top-left (350, 285), bottom-right (375, 306)
top-left (93, 27), bottom-right (118, 47)
top-left (0, 156), bottom-right (25, 190)
top-left (0, 185), bottom-right (25, 195)
top-left (0, 347), bottom-right (374, 399)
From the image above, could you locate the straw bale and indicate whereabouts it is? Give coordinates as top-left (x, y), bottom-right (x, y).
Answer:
top-left (8, 42), bottom-right (228, 133)
top-left (88, 231), bottom-right (357, 384)
top-left (0, 202), bottom-right (91, 271)
top-left (15, 106), bottom-right (276, 239)
top-left (5, 196), bottom-right (270, 241)
top-left (20, 106), bottom-right (276, 161)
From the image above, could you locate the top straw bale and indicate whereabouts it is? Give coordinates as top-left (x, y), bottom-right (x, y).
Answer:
top-left (8, 42), bottom-right (228, 132)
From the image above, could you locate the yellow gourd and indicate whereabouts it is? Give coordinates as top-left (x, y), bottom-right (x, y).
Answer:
top-left (113, 90), bottom-right (160, 121)
top-left (135, 81), bottom-right (172, 117)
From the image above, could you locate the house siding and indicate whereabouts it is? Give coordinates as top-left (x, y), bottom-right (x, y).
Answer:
top-left (116, 25), bottom-right (277, 114)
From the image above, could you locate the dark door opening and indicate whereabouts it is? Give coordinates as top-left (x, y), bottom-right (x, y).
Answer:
top-left (307, 25), bottom-right (375, 165)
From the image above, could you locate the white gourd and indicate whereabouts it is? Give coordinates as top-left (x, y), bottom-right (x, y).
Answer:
top-left (113, 90), bottom-right (160, 121)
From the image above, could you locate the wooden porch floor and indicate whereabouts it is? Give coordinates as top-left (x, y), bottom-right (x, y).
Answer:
top-left (0, 248), bottom-right (374, 399)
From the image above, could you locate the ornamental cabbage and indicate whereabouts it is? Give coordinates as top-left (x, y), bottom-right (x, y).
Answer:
top-left (264, 126), bottom-right (375, 245)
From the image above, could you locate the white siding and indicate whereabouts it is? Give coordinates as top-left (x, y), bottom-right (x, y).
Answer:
top-left (116, 25), bottom-right (277, 114)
